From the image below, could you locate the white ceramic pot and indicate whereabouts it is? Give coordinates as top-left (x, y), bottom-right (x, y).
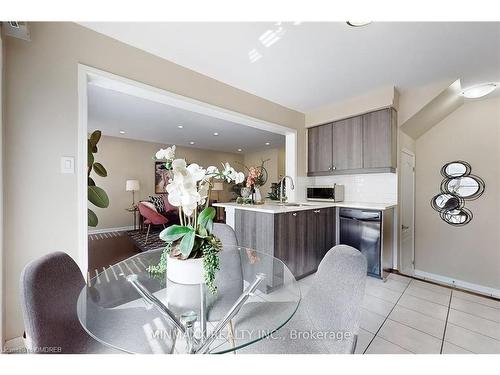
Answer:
top-left (167, 256), bottom-right (205, 285)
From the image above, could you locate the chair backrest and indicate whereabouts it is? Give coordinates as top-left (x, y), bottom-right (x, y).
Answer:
top-left (19, 251), bottom-right (89, 353)
top-left (138, 202), bottom-right (168, 225)
top-left (212, 223), bottom-right (238, 247)
top-left (162, 194), bottom-right (177, 213)
top-left (302, 245), bottom-right (367, 353)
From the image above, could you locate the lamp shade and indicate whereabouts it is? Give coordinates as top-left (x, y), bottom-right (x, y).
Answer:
top-left (126, 180), bottom-right (140, 192)
top-left (212, 182), bottom-right (224, 191)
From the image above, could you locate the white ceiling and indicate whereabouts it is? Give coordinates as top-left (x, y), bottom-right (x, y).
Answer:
top-left (88, 84), bottom-right (285, 153)
top-left (80, 22), bottom-right (500, 112)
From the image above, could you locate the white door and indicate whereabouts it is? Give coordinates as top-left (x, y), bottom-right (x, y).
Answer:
top-left (400, 150), bottom-right (415, 276)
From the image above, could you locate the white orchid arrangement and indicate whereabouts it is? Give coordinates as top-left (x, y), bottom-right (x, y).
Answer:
top-left (147, 145), bottom-right (244, 293)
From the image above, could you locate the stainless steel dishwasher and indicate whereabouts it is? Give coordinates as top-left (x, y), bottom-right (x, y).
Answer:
top-left (339, 208), bottom-right (393, 279)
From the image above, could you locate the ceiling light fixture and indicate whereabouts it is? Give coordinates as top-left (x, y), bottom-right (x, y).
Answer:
top-left (189, 141), bottom-right (195, 145)
top-left (237, 148), bottom-right (242, 152)
top-left (265, 142), bottom-right (270, 146)
top-left (119, 130), bottom-right (126, 134)
top-left (461, 83), bottom-right (497, 99)
top-left (346, 21), bottom-right (372, 27)
top-left (177, 125), bottom-right (183, 129)
top-left (213, 132), bottom-right (219, 136)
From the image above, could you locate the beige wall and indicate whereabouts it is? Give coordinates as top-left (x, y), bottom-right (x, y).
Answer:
top-left (92, 135), bottom-right (244, 230)
top-left (4, 22), bottom-right (304, 339)
top-left (415, 96), bottom-right (500, 290)
top-left (243, 147), bottom-right (285, 198)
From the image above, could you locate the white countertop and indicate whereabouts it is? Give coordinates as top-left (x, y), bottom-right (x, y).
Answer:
top-left (213, 201), bottom-right (396, 214)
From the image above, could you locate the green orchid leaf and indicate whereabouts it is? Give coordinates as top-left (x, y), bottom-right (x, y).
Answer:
top-left (89, 130), bottom-right (101, 147)
top-left (179, 229), bottom-right (195, 258)
top-left (197, 225), bottom-right (208, 238)
top-left (88, 186), bottom-right (109, 208)
top-left (88, 177), bottom-right (95, 186)
top-left (88, 208), bottom-right (98, 227)
top-left (206, 218), bottom-right (214, 234)
top-left (198, 207), bottom-right (216, 228)
top-left (159, 225), bottom-right (191, 242)
top-left (93, 163), bottom-right (107, 177)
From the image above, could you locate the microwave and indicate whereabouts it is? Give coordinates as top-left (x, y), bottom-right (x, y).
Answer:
top-left (306, 185), bottom-right (345, 202)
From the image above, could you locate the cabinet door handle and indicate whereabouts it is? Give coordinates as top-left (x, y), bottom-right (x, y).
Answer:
top-left (292, 213), bottom-right (297, 217)
top-left (314, 210), bottom-right (320, 213)
top-left (332, 165), bottom-right (336, 170)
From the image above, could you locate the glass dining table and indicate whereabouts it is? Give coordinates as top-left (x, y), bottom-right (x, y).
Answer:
top-left (77, 245), bottom-right (301, 354)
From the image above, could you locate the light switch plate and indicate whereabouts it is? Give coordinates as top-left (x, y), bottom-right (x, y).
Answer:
top-left (61, 157), bottom-right (74, 174)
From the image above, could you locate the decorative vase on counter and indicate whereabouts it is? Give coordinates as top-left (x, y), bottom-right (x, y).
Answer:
top-left (253, 187), bottom-right (264, 204)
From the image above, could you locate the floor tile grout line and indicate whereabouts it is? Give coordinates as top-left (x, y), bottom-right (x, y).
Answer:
top-left (368, 292), bottom-right (447, 322)
top-left (365, 334), bottom-right (416, 354)
top-left (403, 290), bottom-right (451, 307)
top-left (363, 280), bottom-right (412, 354)
top-left (383, 315), bottom-right (446, 341)
top-left (441, 339), bottom-right (477, 354)
top-left (446, 321), bottom-right (500, 343)
top-left (452, 296), bottom-right (500, 311)
top-left (440, 289), bottom-right (453, 354)
top-left (448, 305), bottom-right (500, 324)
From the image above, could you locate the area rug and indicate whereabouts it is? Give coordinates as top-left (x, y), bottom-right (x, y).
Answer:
top-left (126, 229), bottom-right (166, 252)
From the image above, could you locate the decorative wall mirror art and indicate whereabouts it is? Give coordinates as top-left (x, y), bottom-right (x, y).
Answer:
top-left (431, 161), bottom-right (485, 226)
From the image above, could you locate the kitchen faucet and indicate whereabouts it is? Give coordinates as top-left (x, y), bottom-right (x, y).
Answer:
top-left (279, 175), bottom-right (295, 204)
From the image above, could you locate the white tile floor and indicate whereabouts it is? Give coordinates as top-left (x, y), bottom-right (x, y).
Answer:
top-left (331, 273), bottom-right (500, 354)
top-left (211, 272), bottom-right (500, 354)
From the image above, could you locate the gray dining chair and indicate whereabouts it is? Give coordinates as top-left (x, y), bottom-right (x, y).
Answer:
top-left (19, 251), bottom-right (118, 354)
top-left (236, 245), bottom-right (367, 354)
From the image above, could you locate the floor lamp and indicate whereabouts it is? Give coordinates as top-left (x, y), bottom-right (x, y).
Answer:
top-left (126, 179), bottom-right (140, 207)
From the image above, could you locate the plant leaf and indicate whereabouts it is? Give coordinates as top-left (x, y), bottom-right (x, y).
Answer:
top-left (89, 130), bottom-right (101, 147)
top-left (88, 177), bottom-right (95, 186)
top-left (159, 225), bottom-right (191, 242)
top-left (88, 208), bottom-right (98, 227)
top-left (198, 207), bottom-right (216, 227)
top-left (197, 225), bottom-right (208, 238)
top-left (93, 163), bottom-right (107, 177)
top-left (88, 149), bottom-right (94, 169)
top-left (179, 229), bottom-right (195, 258)
top-left (88, 186), bottom-right (109, 208)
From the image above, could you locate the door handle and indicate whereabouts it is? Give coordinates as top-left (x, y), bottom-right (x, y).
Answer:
top-left (402, 225), bottom-right (409, 231)
top-left (314, 210), bottom-right (321, 213)
top-left (292, 213), bottom-right (297, 217)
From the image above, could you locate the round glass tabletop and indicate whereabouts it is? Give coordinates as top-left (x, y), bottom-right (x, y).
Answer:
top-left (77, 245), bottom-right (301, 354)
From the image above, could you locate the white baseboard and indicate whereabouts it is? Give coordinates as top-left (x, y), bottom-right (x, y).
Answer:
top-left (414, 269), bottom-right (500, 299)
top-left (88, 225), bottom-right (134, 235)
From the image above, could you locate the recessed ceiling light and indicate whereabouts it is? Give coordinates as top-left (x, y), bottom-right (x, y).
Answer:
top-left (119, 130), bottom-right (126, 134)
top-left (265, 142), bottom-right (270, 146)
top-left (213, 132), bottom-right (219, 136)
top-left (177, 125), bottom-right (183, 129)
top-left (189, 141), bottom-right (195, 145)
top-left (237, 148), bottom-right (243, 152)
top-left (346, 21), bottom-right (372, 27)
top-left (461, 83), bottom-right (497, 99)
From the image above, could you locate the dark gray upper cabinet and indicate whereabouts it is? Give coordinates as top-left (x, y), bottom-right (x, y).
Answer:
top-left (362, 108), bottom-right (397, 169)
top-left (307, 123), bottom-right (333, 175)
top-left (332, 116), bottom-right (363, 171)
top-left (307, 107), bottom-right (397, 176)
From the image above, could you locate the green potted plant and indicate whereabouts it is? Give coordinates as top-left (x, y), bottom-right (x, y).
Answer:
top-left (148, 146), bottom-right (244, 294)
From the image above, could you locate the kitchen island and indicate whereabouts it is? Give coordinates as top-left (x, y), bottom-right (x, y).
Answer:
top-left (213, 201), bottom-right (396, 288)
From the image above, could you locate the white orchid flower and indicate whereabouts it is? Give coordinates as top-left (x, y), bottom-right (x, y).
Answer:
top-left (155, 148), bottom-right (167, 159)
top-left (187, 163), bottom-right (206, 182)
top-left (165, 145), bottom-right (176, 160)
top-left (235, 172), bottom-right (245, 184)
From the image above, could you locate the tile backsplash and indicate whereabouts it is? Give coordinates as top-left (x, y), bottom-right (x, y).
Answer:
top-left (298, 173), bottom-right (397, 204)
